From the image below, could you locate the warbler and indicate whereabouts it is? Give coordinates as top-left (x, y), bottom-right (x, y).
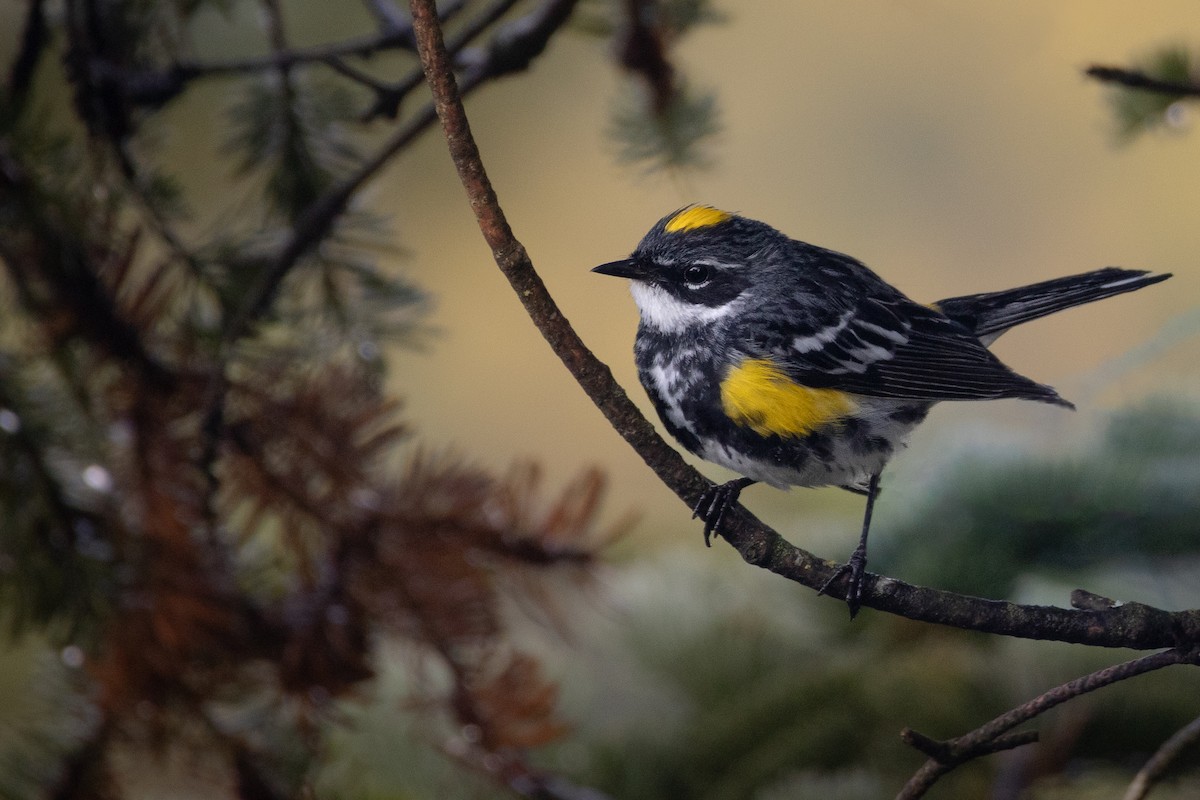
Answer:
top-left (593, 205), bottom-right (1170, 615)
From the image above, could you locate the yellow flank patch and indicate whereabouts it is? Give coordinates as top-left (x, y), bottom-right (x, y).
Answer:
top-left (720, 358), bottom-right (856, 438)
top-left (664, 205), bottom-right (732, 233)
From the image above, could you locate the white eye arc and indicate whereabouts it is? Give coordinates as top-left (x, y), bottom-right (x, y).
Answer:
top-left (682, 264), bottom-right (711, 289)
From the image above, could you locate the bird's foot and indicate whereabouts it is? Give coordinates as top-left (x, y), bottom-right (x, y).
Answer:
top-left (817, 545), bottom-right (869, 618)
top-left (692, 477), bottom-right (755, 546)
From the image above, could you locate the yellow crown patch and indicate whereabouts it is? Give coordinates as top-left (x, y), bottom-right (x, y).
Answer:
top-left (664, 205), bottom-right (732, 233)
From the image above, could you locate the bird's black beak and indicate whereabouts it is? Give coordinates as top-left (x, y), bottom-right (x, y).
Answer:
top-left (592, 258), bottom-right (647, 280)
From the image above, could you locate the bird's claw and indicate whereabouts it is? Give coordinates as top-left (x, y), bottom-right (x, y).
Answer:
top-left (692, 478), bottom-right (753, 546)
top-left (817, 546), bottom-right (869, 618)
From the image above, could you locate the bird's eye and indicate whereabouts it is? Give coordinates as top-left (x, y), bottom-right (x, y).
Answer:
top-left (683, 265), bottom-right (711, 288)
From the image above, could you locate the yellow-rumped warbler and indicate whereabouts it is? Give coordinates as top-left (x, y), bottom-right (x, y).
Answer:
top-left (594, 205), bottom-right (1171, 615)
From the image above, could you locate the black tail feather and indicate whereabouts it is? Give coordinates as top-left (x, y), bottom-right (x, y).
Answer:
top-left (934, 268), bottom-right (1171, 341)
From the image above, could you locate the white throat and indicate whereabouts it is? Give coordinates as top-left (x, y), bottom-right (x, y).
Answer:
top-left (629, 282), bottom-right (737, 333)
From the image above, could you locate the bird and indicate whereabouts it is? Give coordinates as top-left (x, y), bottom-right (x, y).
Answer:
top-left (593, 205), bottom-right (1171, 616)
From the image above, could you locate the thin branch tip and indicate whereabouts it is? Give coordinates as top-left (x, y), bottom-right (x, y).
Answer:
top-left (1085, 64), bottom-right (1200, 97)
top-left (900, 728), bottom-right (952, 761)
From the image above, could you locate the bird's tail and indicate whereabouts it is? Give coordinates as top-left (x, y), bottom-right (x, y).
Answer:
top-left (933, 267), bottom-right (1171, 343)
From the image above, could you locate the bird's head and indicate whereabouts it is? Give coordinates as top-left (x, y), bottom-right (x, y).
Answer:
top-left (593, 206), bottom-right (784, 333)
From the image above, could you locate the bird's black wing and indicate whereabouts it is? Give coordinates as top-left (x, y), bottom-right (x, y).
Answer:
top-left (736, 254), bottom-right (1070, 406)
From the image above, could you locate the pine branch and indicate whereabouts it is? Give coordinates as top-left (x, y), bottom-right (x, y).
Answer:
top-left (91, 0), bottom-right (468, 110)
top-left (222, 0), bottom-right (582, 343)
top-left (1086, 65), bottom-right (1200, 97)
top-left (616, 0), bottom-right (675, 112)
top-left (408, 0), bottom-right (1200, 650)
top-left (5, 4), bottom-right (612, 795)
top-left (0, 145), bottom-right (173, 388)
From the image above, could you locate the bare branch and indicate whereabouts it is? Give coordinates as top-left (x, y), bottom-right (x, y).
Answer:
top-left (896, 647), bottom-right (1200, 800)
top-left (1124, 713), bottom-right (1200, 800)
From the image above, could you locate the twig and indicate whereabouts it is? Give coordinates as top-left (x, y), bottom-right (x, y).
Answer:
top-left (459, 0), bottom-right (579, 77)
top-left (6, 0), bottom-right (47, 114)
top-left (896, 647), bottom-right (1200, 800)
top-left (361, 0), bottom-right (524, 121)
top-left (407, 0), bottom-right (1200, 649)
top-left (446, 0), bottom-right (528, 66)
top-left (182, 32), bottom-right (419, 73)
top-left (1085, 65), bottom-right (1200, 97)
top-left (1124, 713), bottom-right (1200, 800)
top-left (616, 0), bottom-right (675, 112)
top-left (323, 55), bottom-right (395, 95)
top-left (361, 0), bottom-right (410, 33)
top-left (90, 0), bottom-right (468, 112)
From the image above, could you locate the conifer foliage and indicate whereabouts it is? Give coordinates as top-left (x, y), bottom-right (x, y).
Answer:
top-left (0, 1), bottom-right (657, 796)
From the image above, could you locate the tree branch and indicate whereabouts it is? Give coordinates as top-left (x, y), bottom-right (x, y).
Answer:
top-left (1086, 65), bottom-right (1200, 97)
top-left (1123, 712), bottom-right (1200, 800)
top-left (6, 0), bottom-right (47, 114)
top-left (224, 0), bottom-right (580, 344)
top-left (359, 0), bottom-right (523, 122)
top-left (409, 0), bottom-right (1200, 653)
top-left (84, 1), bottom-right (468, 112)
top-left (896, 646), bottom-right (1200, 800)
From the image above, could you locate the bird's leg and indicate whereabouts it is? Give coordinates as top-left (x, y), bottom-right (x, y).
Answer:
top-left (693, 477), bottom-right (756, 546)
top-left (818, 472), bottom-right (882, 618)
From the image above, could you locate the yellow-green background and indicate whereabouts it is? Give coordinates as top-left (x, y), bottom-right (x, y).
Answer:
top-left (378, 2), bottom-right (1200, 551)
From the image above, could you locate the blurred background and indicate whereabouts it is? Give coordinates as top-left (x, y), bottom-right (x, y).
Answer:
top-left (386, 1), bottom-right (1200, 546)
top-left (2, 1), bottom-right (1200, 798)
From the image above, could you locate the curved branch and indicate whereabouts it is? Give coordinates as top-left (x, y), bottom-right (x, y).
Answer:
top-left (1123, 712), bottom-right (1200, 800)
top-left (408, 0), bottom-right (1200, 651)
top-left (897, 647), bottom-right (1200, 800)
